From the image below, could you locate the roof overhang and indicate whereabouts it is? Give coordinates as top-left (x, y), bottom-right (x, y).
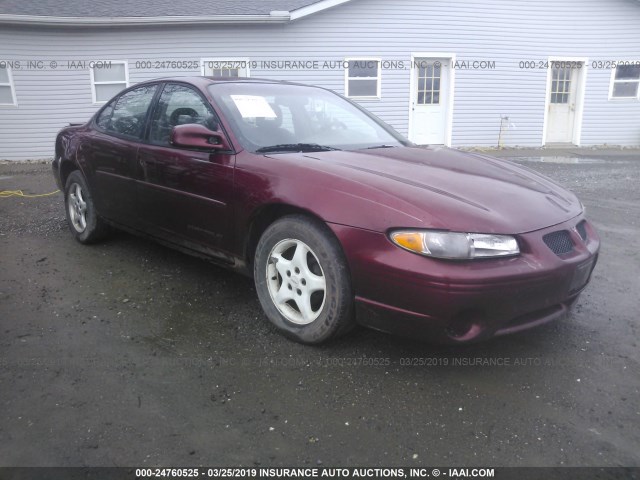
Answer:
top-left (0, 12), bottom-right (292, 26)
top-left (290, 0), bottom-right (353, 20)
top-left (0, 0), bottom-right (354, 27)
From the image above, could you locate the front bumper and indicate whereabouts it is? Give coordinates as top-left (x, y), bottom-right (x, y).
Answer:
top-left (329, 214), bottom-right (600, 343)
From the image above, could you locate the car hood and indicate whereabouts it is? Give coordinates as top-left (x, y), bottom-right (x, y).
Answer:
top-left (270, 146), bottom-right (582, 234)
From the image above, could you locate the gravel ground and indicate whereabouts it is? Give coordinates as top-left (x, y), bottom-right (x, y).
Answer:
top-left (0, 155), bottom-right (638, 469)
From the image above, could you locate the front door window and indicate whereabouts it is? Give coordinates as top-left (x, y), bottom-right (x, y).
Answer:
top-left (149, 84), bottom-right (219, 146)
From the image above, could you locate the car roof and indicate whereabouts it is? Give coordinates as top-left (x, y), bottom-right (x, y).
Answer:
top-left (136, 76), bottom-right (309, 89)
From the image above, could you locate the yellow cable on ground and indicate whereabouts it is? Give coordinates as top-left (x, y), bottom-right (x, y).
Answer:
top-left (0, 189), bottom-right (60, 198)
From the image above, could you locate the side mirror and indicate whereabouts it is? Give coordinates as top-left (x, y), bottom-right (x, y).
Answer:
top-left (170, 124), bottom-right (229, 151)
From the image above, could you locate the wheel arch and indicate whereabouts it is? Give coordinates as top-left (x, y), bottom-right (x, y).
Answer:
top-left (55, 130), bottom-right (84, 188)
top-left (244, 203), bottom-right (334, 269)
top-left (249, 203), bottom-right (356, 343)
top-left (59, 159), bottom-right (79, 189)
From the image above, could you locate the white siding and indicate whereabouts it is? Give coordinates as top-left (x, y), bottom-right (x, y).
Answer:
top-left (1, 0), bottom-right (639, 160)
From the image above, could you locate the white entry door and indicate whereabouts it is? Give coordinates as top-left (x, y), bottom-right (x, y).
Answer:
top-left (545, 64), bottom-right (581, 143)
top-left (411, 58), bottom-right (450, 145)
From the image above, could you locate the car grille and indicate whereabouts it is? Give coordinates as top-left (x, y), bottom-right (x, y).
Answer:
top-left (576, 220), bottom-right (588, 241)
top-left (543, 230), bottom-right (574, 255)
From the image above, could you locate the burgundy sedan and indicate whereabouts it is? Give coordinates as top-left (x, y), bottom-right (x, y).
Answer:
top-left (53, 77), bottom-right (599, 344)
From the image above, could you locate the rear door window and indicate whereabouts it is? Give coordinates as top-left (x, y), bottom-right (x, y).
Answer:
top-left (98, 85), bottom-right (158, 139)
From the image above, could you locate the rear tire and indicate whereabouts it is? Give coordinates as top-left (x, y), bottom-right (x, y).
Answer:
top-left (64, 170), bottom-right (109, 244)
top-left (254, 215), bottom-right (354, 344)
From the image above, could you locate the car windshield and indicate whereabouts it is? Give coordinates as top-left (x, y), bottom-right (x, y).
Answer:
top-left (208, 82), bottom-right (407, 153)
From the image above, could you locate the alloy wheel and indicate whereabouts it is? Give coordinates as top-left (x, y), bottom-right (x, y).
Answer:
top-left (266, 238), bottom-right (327, 325)
top-left (67, 182), bottom-right (87, 233)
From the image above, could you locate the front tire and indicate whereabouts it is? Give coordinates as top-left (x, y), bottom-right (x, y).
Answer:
top-left (254, 215), bottom-right (354, 344)
top-left (64, 170), bottom-right (109, 244)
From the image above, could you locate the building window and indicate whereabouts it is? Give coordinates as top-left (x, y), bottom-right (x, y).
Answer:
top-left (201, 58), bottom-right (250, 77)
top-left (345, 58), bottom-right (381, 99)
top-left (550, 65), bottom-right (572, 104)
top-left (0, 64), bottom-right (17, 106)
top-left (610, 64), bottom-right (640, 99)
top-left (90, 61), bottom-right (129, 103)
top-left (416, 62), bottom-right (442, 105)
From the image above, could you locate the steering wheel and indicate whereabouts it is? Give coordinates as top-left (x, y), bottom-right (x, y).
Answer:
top-left (169, 107), bottom-right (199, 126)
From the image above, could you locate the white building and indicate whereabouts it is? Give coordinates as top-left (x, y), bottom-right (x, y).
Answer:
top-left (1, 0), bottom-right (639, 160)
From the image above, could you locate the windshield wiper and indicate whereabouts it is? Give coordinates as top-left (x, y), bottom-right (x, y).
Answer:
top-left (360, 144), bottom-right (398, 150)
top-left (255, 143), bottom-right (341, 153)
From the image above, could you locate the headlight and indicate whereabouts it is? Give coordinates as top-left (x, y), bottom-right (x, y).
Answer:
top-left (390, 230), bottom-right (519, 259)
